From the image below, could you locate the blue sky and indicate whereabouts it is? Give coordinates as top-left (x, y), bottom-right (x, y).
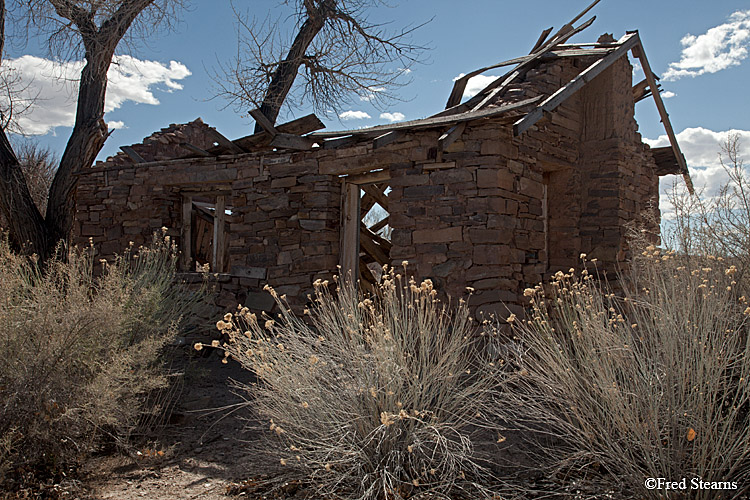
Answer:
top-left (4, 0), bottom-right (750, 200)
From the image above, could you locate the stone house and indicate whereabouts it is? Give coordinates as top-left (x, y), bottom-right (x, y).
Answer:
top-left (73, 28), bottom-right (691, 319)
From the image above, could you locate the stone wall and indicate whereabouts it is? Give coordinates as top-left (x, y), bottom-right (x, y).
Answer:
top-left (73, 53), bottom-right (661, 322)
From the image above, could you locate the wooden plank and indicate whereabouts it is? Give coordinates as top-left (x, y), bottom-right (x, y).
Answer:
top-left (180, 195), bottom-right (192, 271)
top-left (373, 130), bottom-right (405, 149)
top-left (207, 128), bottom-right (245, 154)
top-left (213, 195), bottom-right (226, 272)
top-left (323, 135), bottom-right (360, 150)
top-left (530, 27), bottom-right (554, 54)
top-left (370, 216), bottom-right (389, 234)
top-left (233, 114), bottom-right (325, 150)
top-left (320, 150), bottom-right (409, 176)
top-left (249, 108), bottom-right (278, 137)
top-left (340, 182), bottom-right (361, 285)
top-left (311, 97), bottom-right (541, 139)
top-left (120, 145), bottom-right (146, 163)
top-left (360, 226), bottom-right (389, 266)
top-left (438, 122), bottom-right (466, 152)
top-left (342, 169), bottom-right (391, 185)
top-left (513, 32), bottom-right (640, 136)
top-left (180, 142), bottom-right (213, 157)
top-left (463, 15), bottom-right (597, 113)
top-left (270, 133), bottom-right (316, 150)
top-left (632, 35), bottom-right (694, 194)
top-left (362, 184), bottom-right (389, 212)
top-left (632, 78), bottom-right (650, 103)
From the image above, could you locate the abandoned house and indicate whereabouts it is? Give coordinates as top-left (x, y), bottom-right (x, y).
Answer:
top-left (72, 25), bottom-right (692, 320)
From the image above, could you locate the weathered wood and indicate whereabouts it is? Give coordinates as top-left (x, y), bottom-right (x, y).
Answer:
top-left (270, 133), bottom-right (317, 150)
top-left (632, 34), bottom-right (694, 193)
top-left (632, 78), bottom-right (650, 103)
top-left (180, 143), bottom-right (213, 157)
top-left (207, 128), bottom-right (245, 154)
top-left (513, 32), bottom-right (640, 136)
top-left (422, 161), bottom-right (457, 171)
top-left (530, 27), bottom-right (554, 53)
top-left (233, 114), bottom-right (325, 151)
top-left (120, 145), bottom-right (146, 163)
top-left (373, 130), bottom-right (405, 149)
top-left (362, 184), bottom-right (389, 211)
top-left (312, 97), bottom-right (541, 140)
top-left (323, 135), bottom-right (360, 149)
top-left (340, 182), bottom-right (361, 285)
top-left (320, 150), bottom-right (409, 176)
top-left (438, 122), bottom-right (466, 152)
top-left (370, 216), bottom-right (389, 233)
top-left (342, 169), bottom-right (391, 185)
top-left (360, 225), bottom-right (389, 265)
top-left (249, 108), bottom-right (279, 137)
top-left (213, 195), bottom-right (226, 272)
top-left (180, 195), bottom-right (193, 271)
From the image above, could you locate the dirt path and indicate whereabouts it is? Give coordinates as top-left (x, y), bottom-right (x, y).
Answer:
top-left (83, 347), bottom-right (260, 500)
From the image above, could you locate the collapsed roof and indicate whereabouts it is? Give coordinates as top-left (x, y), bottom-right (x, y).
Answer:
top-left (100, 0), bottom-right (692, 193)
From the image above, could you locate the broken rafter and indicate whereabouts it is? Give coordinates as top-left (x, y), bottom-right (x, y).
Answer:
top-left (120, 145), bottom-right (146, 163)
top-left (234, 114), bottom-right (325, 151)
top-left (270, 133), bottom-right (316, 150)
top-left (370, 216), bottom-right (389, 234)
top-left (207, 128), bottom-right (245, 154)
top-left (249, 108), bottom-right (279, 137)
top-left (631, 32), bottom-right (694, 194)
top-left (311, 97), bottom-right (541, 139)
top-left (513, 32), bottom-right (640, 136)
top-left (180, 143), bottom-right (213, 157)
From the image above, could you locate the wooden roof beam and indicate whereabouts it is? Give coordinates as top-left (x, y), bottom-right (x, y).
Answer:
top-left (631, 32), bottom-right (694, 194)
top-left (120, 146), bottom-right (146, 163)
top-left (513, 32), bottom-right (640, 136)
top-left (249, 108), bottom-right (279, 137)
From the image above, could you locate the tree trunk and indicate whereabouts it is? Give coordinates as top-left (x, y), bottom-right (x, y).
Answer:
top-left (45, 54), bottom-right (110, 251)
top-left (254, 0), bottom-right (331, 132)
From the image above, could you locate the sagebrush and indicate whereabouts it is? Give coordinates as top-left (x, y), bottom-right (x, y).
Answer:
top-left (491, 249), bottom-right (750, 498)
top-left (209, 266), bottom-right (505, 500)
top-left (0, 229), bottom-right (200, 486)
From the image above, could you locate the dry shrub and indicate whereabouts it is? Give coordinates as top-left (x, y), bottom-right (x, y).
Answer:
top-left (210, 265), bottom-right (503, 500)
top-left (491, 250), bottom-right (750, 498)
top-left (0, 229), bottom-right (200, 485)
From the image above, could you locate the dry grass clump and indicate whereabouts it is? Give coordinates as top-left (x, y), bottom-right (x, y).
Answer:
top-left (491, 250), bottom-right (750, 498)
top-left (209, 265), bottom-right (504, 500)
top-left (0, 229), bottom-right (200, 487)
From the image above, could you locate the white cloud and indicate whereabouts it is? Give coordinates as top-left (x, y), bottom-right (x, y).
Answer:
top-left (379, 112), bottom-right (405, 123)
top-left (663, 10), bottom-right (750, 80)
top-left (0, 54), bottom-right (191, 135)
top-left (453, 73), bottom-right (500, 99)
top-left (339, 110), bottom-right (371, 120)
top-left (661, 90), bottom-right (676, 99)
top-left (108, 120), bottom-right (127, 130)
top-left (359, 86), bottom-right (385, 102)
top-left (646, 127), bottom-right (750, 215)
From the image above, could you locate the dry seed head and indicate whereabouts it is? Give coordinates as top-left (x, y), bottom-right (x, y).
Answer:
top-left (211, 340), bottom-right (220, 348)
top-left (194, 343), bottom-right (203, 351)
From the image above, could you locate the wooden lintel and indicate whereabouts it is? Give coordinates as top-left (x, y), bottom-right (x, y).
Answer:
top-left (249, 108), bottom-right (279, 137)
top-left (270, 133), bottom-right (316, 150)
top-left (180, 142), bottom-right (213, 157)
top-left (120, 145), bottom-right (146, 163)
top-left (421, 161), bottom-right (457, 171)
top-left (513, 32), bottom-right (640, 137)
top-left (373, 131), bottom-right (404, 149)
top-left (320, 150), bottom-right (408, 176)
top-left (343, 169), bottom-right (391, 185)
top-left (632, 36), bottom-right (694, 194)
top-left (207, 128), bottom-right (245, 154)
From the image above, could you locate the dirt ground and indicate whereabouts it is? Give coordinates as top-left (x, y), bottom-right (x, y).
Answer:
top-left (81, 347), bottom-right (261, 500)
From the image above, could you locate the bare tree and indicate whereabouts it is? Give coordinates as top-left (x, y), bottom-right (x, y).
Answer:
top-left (215, 0), bottom-right (427, 133)
top-left (0, 0), bottom-right (182, 256)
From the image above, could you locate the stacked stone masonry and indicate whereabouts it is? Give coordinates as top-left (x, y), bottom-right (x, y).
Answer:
top-left (74, 55), bottom-right (661, 320)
